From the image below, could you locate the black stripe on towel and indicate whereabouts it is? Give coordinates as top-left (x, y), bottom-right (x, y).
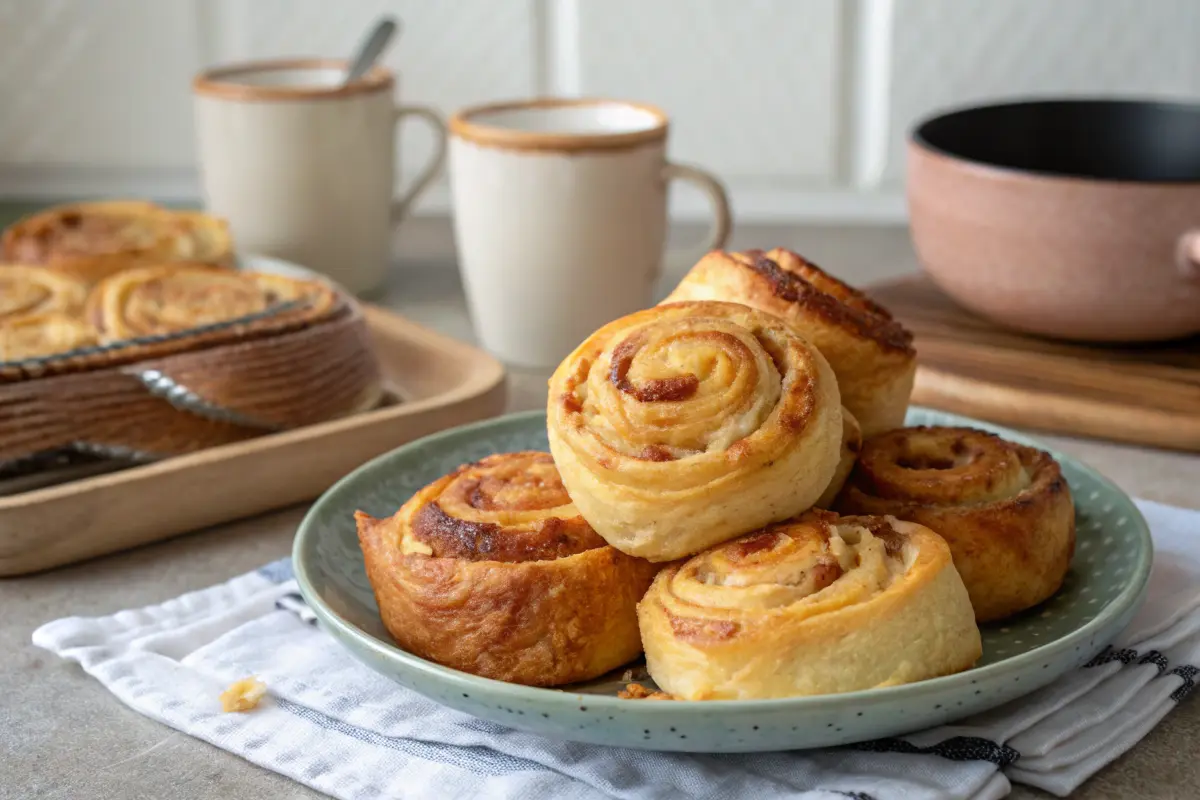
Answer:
top-left (831, 792), bottom-right (878, 800)
top-left (854, 736), bottom-right (1020, 767)
top-left (1086, 646), bottom-right (1169, 676)
top-left (275, 592), bottom-right (318, 625)
top-left (1087, 646), bottom-right (1199, 702)
top-left (1170, 666), bottom-right (1198, 702)
top-left (1085, 646), bottom-right (1140, 667)
top-left (1139, 651), bottom-right (1171, 676)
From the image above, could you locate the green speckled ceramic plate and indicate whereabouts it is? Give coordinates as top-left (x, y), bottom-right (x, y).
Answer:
top-left (293, 408), bottom-right (1152, 752)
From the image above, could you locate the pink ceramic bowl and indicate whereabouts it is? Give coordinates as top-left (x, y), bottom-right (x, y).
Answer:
top-left (907, 99), bottom-right (1200, 342)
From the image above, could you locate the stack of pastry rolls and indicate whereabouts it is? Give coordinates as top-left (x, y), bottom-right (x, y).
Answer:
top-left (0, 200), bottom-right (385, 466)
top-left (358, 247), bottom-right (1076, 700)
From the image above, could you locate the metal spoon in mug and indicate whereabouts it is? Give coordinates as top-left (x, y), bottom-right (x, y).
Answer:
top-left (344, 17), bottom-right (400, 84)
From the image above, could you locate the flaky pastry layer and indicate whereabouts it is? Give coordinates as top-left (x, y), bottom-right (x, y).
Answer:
top-left (547, 300), bottom-right (844, 562)
top-left (356, 452), bottom-right (660, 686)
top-left (1, 200), bottom-right (233, 284)
top-left (835, 426), bottom-right (1076, 622)
top-left (662, 248), bottom-right (916, 436)
top-left (638, 510), bottom-right (982, 699)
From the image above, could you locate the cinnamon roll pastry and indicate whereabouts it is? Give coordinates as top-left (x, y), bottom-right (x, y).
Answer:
top-left (356, 452), bottom-right (660, 686)
top-left (0, 265), bottom-right (88, 322)
top-left (547, 300), bottom-right (843, 562)
top-left (834, 426), bottom-right (1076, 622)
top-left (816, 406), bottom-right (862, 509)
top-left (662, 248), bottom-right (916, 436)
top-left (2, 200), bottom-right (233, 284)
top-left (637, 510), bottom-right (982, 700)
top-left (0, 314), bottom-right (97, 362)
top-left (86, 263), bottom-right (339, 344)
top-left (0, 265), bottom-right (96, 362)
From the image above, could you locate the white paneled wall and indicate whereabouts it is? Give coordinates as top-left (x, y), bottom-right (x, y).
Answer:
top-left (881, 0), bottom-right (1200, 185)
top-left (0, 0), bottom-right (1194, 222)
top-left (574, 0), bottom-right (842, 182)
top-left (0, 0), bottom-right (199, 168)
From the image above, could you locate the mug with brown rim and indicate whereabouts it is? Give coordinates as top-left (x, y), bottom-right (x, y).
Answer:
top-left (193, 58), bottom-right (447, 295)
top-left (448, 98), bottom-right (732, 368)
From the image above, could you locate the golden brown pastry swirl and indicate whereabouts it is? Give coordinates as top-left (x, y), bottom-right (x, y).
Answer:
top-left (834, 426), bottom-right (1076, 622)
top-left (356, 451), bottom-right (659, 686)
top-left (662, 248), bottom-right (916, 436)
top-left (0, 265), bottom-right (95, 362)
top-left (0, 314), bottom-right (97, 363)
top-left (547, 300), bottom-right (844, 562)
top-left (1, 200), bottom-right (233, 284)
top-left (86, 264), bottom-right (339, 343)
top-left (0, 265), bottom-right (87, 321)
top-left (637, 510), bottom-right (982, 700)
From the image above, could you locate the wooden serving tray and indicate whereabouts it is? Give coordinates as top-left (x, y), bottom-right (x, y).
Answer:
top-left (0, 305), bottom-right (507, 576)
top-left (869, 274), bottom-right (1200, 452)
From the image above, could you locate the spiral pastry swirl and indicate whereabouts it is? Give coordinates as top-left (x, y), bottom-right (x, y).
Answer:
top-left (834, 426), bottom-right (1076, 622)
top-left (0, 265), bottom-right (88, 322)
top-left (0, 265), bottom-right (94, 362)
top-left (637, 510), bottom-right (981, 700)
top-left (1, 200), bottom-right (233, 284)
top-left (547, 300), bottom-right (844, 562)
top-left (356, 452), bottom-right (660, 686)
top-left (0, 313), bottom-right (97, 363)
top-left (86, 264), bottom-right (339, 343)
top-left (662, 248), bottom-right (916, 436)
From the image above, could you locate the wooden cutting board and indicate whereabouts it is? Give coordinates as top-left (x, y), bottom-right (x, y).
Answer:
top-left (868, 275), bottom-right (1200, 452)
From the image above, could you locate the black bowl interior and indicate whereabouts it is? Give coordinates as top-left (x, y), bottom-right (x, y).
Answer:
top-left (913, 99), bottom-right (1200, 182)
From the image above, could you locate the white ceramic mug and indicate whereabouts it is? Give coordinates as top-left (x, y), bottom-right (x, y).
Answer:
top-left (193, 58), bottom-right (447, 295)
top-left (448, 98), bottom-right (731, 368)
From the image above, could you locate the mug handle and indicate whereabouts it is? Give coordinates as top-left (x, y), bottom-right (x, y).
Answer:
top-left (391, 105), bottom-right (449, 225)
top-left (1176, 229), bottom-right (1200, 280)
top-left (661, 162), bottom-right (732, 276)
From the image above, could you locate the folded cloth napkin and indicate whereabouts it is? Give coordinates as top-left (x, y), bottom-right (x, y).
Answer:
top-left (33, 499), bottom-right (1200, 800)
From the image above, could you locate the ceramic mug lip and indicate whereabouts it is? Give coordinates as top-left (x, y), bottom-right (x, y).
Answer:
top-left (449, 97), bottom-right (670, 152)
top-left (910, 96), bottom-right (1200, 186)
top-left (192, 57), bottom-right (394, 102)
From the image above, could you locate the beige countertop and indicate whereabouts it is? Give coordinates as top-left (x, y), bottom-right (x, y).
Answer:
top-left (5, 224), bottom-right (1198, 799)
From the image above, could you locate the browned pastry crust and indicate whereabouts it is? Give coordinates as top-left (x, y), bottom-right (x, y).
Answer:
top-left (0, 313), bottom-right (98, 363)
top-left (636, 509), bottom-right (981, 699)
top-left (356, 452), bottom-right (661, 686)
top-left (86, 264), bottom-right (338, 342)
top-left (834, 426), bottom-right (1076, 622)
top-left (0, 265), bottom-right (97, 363)
top-left (0, 264), bottom-right (89, 321)
top-left (816, 406), bottom-right (862, 509)
top-left (2, 263), bottom-right (345, 381)
top-left (618, 683), bottom-right (674, 700)
top-left (1, 200), bottom-right (233, 284)
top-left (661, 248), bottom-right (916, 436)
top-left (546, 300), bottom-right (844, 562)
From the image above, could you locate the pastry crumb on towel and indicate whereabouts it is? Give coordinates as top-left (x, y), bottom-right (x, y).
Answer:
top-left (220, 677), bottom-right (267, 712)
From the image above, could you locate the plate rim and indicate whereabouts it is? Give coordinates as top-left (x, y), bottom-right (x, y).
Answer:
top-left (293, 406), bottom-right (1154, 713)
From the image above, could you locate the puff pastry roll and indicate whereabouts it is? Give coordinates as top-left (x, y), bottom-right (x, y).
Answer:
top-left (356, 452), bottom-right (660, 686)
top-left (662, 248), bottom-right (916, 436)
top-left (0, 264), bottom-right (88, 321)
top-left (637, 510), bottom-right (982, 700)
top-left (0, 314), bottom-right (97, 362)
top-left (86, 263), bottom-right (339, 343)
top-left (0, 265), bottom-right (95, 361)
top-left (547, 300), bottom-right (843, 562)
top-left (2, 200), bottom-right (233, 284)
top-left (815, 406), bottom-right (862, 509)
top-left (835, 426), bottom-right (1076, 622)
